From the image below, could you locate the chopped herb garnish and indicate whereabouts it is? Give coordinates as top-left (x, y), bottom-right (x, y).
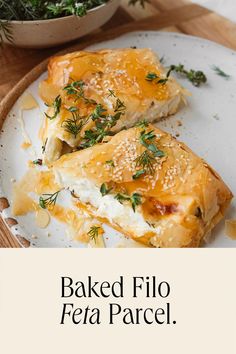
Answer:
top-left (39, 190), bottom-right (60, 210)
top-left (100, 183), bottom-right (113, 196)
top-left (114, 98), bottom-right (126, 112)
top-left (169, 64), bottom-right (207, 87)
top-left (146, 72), bottom-right (158, 81)
top-left (115, 192), bottom-right (142, 212)
top-left (42, 138), bottom-right (48, 154)
top-left (146, 67), bottom-right (173, 85)
top-left (140, 129), bottom-right (165, 157)
top-left (63, 80), bottom-right (96, 105)
top-left (107, 89), bottom-right (116, 98)
top-left (135, 119), bottom-right (149, 128)
top-left (90, 104), bottom-right (107, 121)
top-left (64, 80), bottom-right (84, 95)
top-left (79, 112), bottom-right (123, 149)
top-left (87, 225), bottom-right (101, 243)
top-left (132, 129), bottom-right (165, 179)
top-left (105, 160), bottom-right (115, 167)
top-left (140, 129), bottom-right (156, 144)
top-left (33, 159), bottom-right (42, 166)
top-left (62, 109), bottom-right (88, 138)
top-left (132, 169), bottom-right (146, 180)
top-left (212, 65), bottom-right (230, 79)
top-left (135, 150), bottom-right (155, 175)
top-left (45, 95), bottom-right (61, 120)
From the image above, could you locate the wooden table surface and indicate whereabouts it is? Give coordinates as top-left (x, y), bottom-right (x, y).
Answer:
top-left (0, 0), bottom-right (236, 247)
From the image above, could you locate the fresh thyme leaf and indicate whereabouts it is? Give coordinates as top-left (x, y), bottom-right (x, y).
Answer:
top-left (212, 65), bottom-right (230, 79)
top-left (80, 112), bottom-right (122, 148)
top-left (100, 183), bottom-right (112, 196)
top-left (63, 80), bottom-right (96, 105)
top-left (62, 109), bottom-right (88, 138)
top-left (63, 80), bottom-right (85, 99)
top-left (170, 64), bottom-right (207, 87)
top-left (105, 160), bottom-right (115, 167)
top-left (91, 104), bottom-right (107, 120)
top-left (132, 169), bottom-right (146, 180)
top-left (146, 72), bottom-right (158, 81)
top-left (87, 225), bottom-right (101, 243)
top-left (114, 98), bottom-right (126, 113)
top-left (42, 138), bottom-right (48, 154)
top-left (107, 89), bottom-right (116, 98)
top-left (147, 143), bottom-right (165, 157)
top-left (39, 190), bottom-right (60, 210)
top-left (115, 192), bottom-right (142, 212)
top-left (133, 129), bottom-right (165, 177)
top-left (33, 159), bottom-right (42, 166)
top-left (131, 193), bottom-right (142, 212)
top-left (45, 95), bottom-right (61, 120)
top-left (140, 129), bottom-right (156, 147)
top-left (135, 119), bottom-right (149, 128)
top-left (145, 69), bottom-right (172, 85)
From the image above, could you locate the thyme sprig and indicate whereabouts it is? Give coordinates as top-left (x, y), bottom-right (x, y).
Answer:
top-left (145, 67), bottom-right (173, 85)
top-left (132, 128), bottom-right (165, 179)
top-left (39, 190), bottom-right (60, 209)
top-left (87, 225), bottom-right (102, 243)
top-left (169, 64), bottom-right (207, 87)
top-left (63, 80), bottom-right (96, 105)
top-left (90, 104), bottom-right (107, 120)
top-left (79, 103), bottom-right (124, 149)
top-left (62, 107), bottom-right (88, 138)
top-left (140, 130), bottom-right (165, 157)
top-left (212, 65), bottom-right (230, 79)
top-left (134, 150), bottom-right (156, 176)
top-left (45, 95), bottom-right (62, 120)
top-left (115, 192), bottom-right (142, 212)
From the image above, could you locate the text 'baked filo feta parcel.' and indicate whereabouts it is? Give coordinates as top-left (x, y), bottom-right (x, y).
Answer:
top-left (39, 48), bottom-right (185, 164)
top-left (53, 124), bottom-right (233, 248)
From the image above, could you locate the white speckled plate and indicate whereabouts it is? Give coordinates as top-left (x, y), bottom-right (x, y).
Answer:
top-left (0, 31), bottom-right (236, 247)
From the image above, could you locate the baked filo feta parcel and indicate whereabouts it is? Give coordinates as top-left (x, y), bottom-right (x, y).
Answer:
top-left (39, 48), bottom-right (185, 164)
top-left (53, 123), bottom-right (232, 248)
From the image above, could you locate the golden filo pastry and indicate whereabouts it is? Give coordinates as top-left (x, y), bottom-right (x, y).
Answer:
top-left (39, 48), bottom-right (185, 164)
top-left (53, 123), bottom-right (233, 248)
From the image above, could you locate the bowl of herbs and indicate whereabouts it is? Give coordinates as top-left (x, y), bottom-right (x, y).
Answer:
top-left (0, 0), bottom-right (121, 48)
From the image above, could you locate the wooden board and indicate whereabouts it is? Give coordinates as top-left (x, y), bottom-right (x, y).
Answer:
top-left (0, 0), bottom-right (236, 247)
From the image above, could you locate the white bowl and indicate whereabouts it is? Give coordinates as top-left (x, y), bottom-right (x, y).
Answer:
top-left (0, 0), bottom-right (120, 48)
